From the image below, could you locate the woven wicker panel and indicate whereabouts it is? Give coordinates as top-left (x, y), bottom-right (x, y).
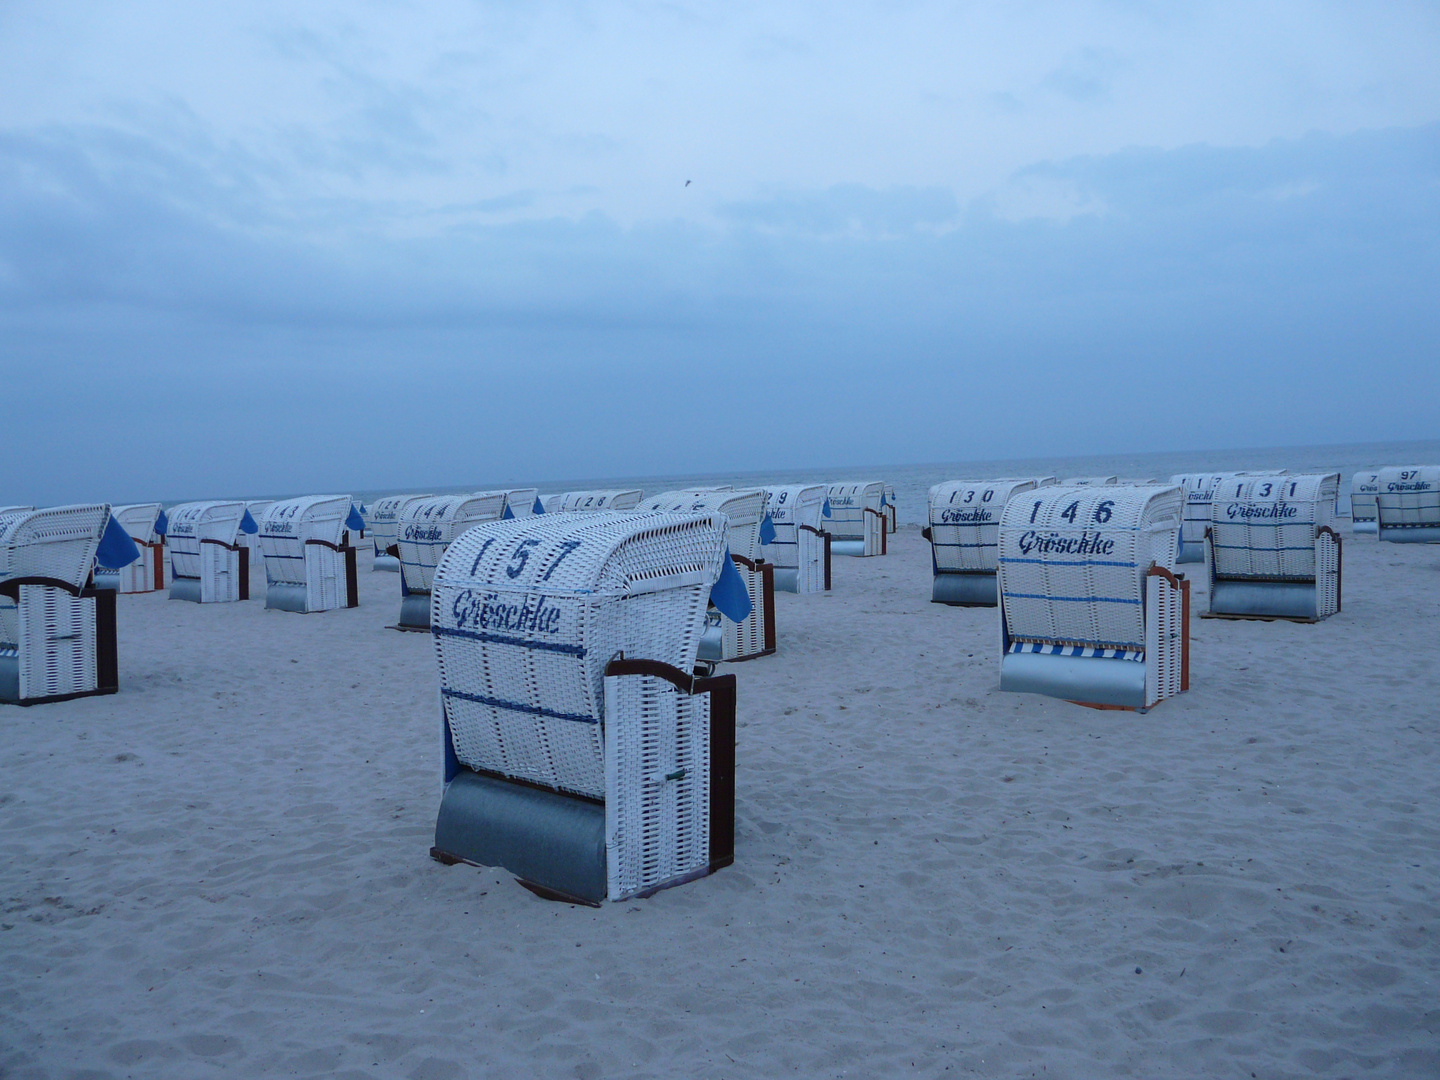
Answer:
top-left (604, 673), bottom-right (710, 900)
top-left (1145, 573), bottom-right (1187, 706)
top-left (397, 493), bottom-right (507, 595)
top-left (638, 489), bottom-right (768, 561)
top-left (1210, 474), bottom-right (1339, 582)
top-left (928, 480), bottom-right (1042, 573)
top-left (1349, 472), bottom-right (1381, 524)
top-left (258, 496), bottom-right (351, 587)
top-left (367, 494), bottom-right (429, 556)
top-left (1061, 477), bottom-right (1118, 486)
top-left (1374, 466), bottom-right (1440, 529)
top-left (999, 485), bottom-right (1183, 652)
top-left (542, 490), bottom-right (645, 513)
top-left (762, 485), bottom-right (825, 575)
top-left (494, 489), bottom-right (539, 517)
top-left (165, 502), bottom-right (246, 585)
top-left (111, 504), bottom-right (163, 545)
top-left (0, 505), bottom-right (110, 593)
top-left (432, 511), bottom-right (726, 799)
top-left (825, 482), bottom-right (884, 542)
top-left (18, 586), bottom-right (96, 699)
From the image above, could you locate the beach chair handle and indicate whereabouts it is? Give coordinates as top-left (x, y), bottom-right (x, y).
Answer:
top-left (0, 576), bottom-right (86, 600)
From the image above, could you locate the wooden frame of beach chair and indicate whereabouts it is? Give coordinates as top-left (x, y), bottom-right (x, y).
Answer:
top-left (1, 505), bottom-right (120, 705)
top-left (427, 511), bottom-right (737, 905)
top-left (763, 485), bottom-right (829, 594)
top-left (997, 485), bottom-right (1189, 712)
top-left (1204, 474), bottom-right (1342, 622)
top-left (640, 489), bottom-right (777, 661)
top-left (825, 482), bottom-right (887, 556)
top-left (91, 503), bottom-right (165, 593)
top-left (923, 479), bottom-right (1054, 606)
top-left (394, 492), bottom-right (508, 631)
top-left (884, 484), bottom-right (898, 534)
top-left (258, 496), bottom-right (359, 613)
top-left (165, 502), bottom-right (252, 603)
top-left (1374, 466), bottom-right (1440, 544)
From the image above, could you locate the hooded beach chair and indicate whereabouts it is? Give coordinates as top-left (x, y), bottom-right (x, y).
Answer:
top-left (639, 489), bottom-right (776, 661)
top-left (541, 490), bottom-right (644, 513)
top-left (428, 511), bottom-right (748, 904)
top-left (165, 501), bottom-right (257, 603)
top-left (394, 492), bottom-right (508, 630)
top-left (2, 505), bottom-right (138, 704)
top-left (762, 485), bottom-right (830, 594)
top-left (367, 494), bottom-right (429, 572)
top-left (824, 482), bottom-right (887, 556)
top-left (997, 485), bottom-right (1189, 711)
top-left (258, 496), bottom-right (362, 612)
top-left (924, 479), bottom-right (1055, 605)
top-left (1374, 466), bottom-right (1440, 543)
top-left (1170, 474), bottom-right (1231, 564)
top-left (93, 503), bottom-right (165, 592)
top-left (1205, 474), bottom-right (1342, 621)
top-left (1349, 471), bottom-right (1381, 535)
top-left (1061, 476), bottom-right (1118, 487)
top-left (497, 489), bottom-right (540, 518)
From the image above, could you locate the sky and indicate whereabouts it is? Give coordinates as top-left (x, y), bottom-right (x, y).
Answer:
top-left (2, 1), bottom-right (1438, 504)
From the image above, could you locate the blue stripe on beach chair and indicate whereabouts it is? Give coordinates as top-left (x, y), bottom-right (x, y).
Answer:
top-left (1002, 592), bottom-right (1140, 605)
top-left (433, 625), bottom-right (586, 656)
top-left (442, 687), bottom-right (597, 725)
top-left (999, 558), bottom-right (1136, 567)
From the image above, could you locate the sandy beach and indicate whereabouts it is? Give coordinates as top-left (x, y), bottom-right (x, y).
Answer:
top-left (2, 526), bottom-right (1437, 1079)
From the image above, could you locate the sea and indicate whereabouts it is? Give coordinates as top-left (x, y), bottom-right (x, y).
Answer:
top-left (346, 439), bottom-right (1440, 523)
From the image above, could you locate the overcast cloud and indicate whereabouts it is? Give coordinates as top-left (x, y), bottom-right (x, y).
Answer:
top-left (1, 1), bottom-right (1437, 504)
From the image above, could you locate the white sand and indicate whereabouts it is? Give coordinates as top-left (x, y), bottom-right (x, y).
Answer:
top-left (2, 529), bottom-right (1438, 1078)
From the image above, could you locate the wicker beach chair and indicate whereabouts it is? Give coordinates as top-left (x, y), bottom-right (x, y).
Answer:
top-left (496, 489), bottom-right (540, 518)
top-left (1, 505), bottom-right (135, 704)
top-left (428, 511), bottom-right (740, 904)
top-left (639, 489), bottom-right (775, 661)
top-left (824, 482), bottom-right (887, 556)
top-left (1349, 472), bottom-right (1381, 536)
top-left (394, 492), bottom-right (508, 630)
top-left (1374, 466), bottom-right (1440, 543)
top-left (165, 502), bottom-right (256, 603)
top-left (924, 479), bottom-right (1056, 606)
top-left (1206, 474), bottom-right (1342, 621)
top-left (541, 490), bottom-right (644, 513)
top-left (1061, 476), bottom-right (1118, 486)
top-left (763, 485), bottom-right (830, 594)
top-left (366, 494), bottom-right (429, 572)
top-left (258, 496), bottom-right (359, 612)
top-left (92, 503), bottom-right (165, 593)
top-left (997, 485), bottom-right (1189, 711)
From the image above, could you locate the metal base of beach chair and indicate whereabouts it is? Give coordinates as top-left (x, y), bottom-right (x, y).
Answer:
top-left (999, 651), bottom-right (1148, 710)
top-left (372, 554), bottom-right (400, 572)
top-left (931, 571), bottom-right (997, 606)
top-left (1206, 580), bottom-right (1324, 622)
top-left (1176, 541), bottom-right (1205, 564)
top-left (395, 593), bottom-right (431, 631)
top-left (1351, 521), bottom-right (1377, 535)
top-left (1378, 525), bottom-right (1440, 543)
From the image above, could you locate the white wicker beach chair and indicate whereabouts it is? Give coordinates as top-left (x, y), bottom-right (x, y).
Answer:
top-left (997, 485), bottom-right (1189, 711)
top-left (924, 479), bottom-right (1054, 606)
top-left (1, 505), bottom-right (126, 705)
top-left (1349, 471), bottom-right (1381, 535)
top-left (1061, 476), bottom-right (1118, 486)
top-left (258, 496), bottom-right (359, 612)
top-left (165, 502), bottom-right (254, 603)
top-left (1170, 474), bottom-right (1231, 564)
top-left (762, 485), bottom-right (830, 594)
top-left (496, 489), bottom-right (540, 518)
top-left (825, 482), bottom-right (887, 556)
top-left (92, 503), bottom-right (165, 593)
top-left (394, 492), bottom-right (508, 630)
top-left (428, 510), bottom-right (738, 904)
top-left (541, 490), bottom-right (644, 513)
top-left (366, 494), bottom-right (429, 572)
top-left (1375, 466), bottom-right (1440, 543)
top-left (1206, 474), bottom-right (1342, 621)
top-left (639, 489), bottom-right (775, 661)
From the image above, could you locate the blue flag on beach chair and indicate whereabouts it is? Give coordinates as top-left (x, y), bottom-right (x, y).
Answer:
top-left (95, 515), bottom-right (142, 570)
top-left (759, 512), bottom-right (777, 547)
top-left (708, 547), bottom-right (753, 622)
top-left (346, 504), bottom-right (365, 531)
top-left (239, 508), bottom-right (259, 534)
top-left (154, 509), bottom-right (168, 536)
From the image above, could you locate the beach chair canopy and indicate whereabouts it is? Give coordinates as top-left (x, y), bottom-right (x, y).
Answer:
top-left (999, 485), bottom-right (1183, 655)
top-left (928, 479), bottom-right (1046, 574)
top-left (638, 488), bottom-right (771, 560)
top-left (1349, 471), bottom-right (1381, 523)
top-left (432, 510), bottom-right (729, 799)
top-left (541, 490), bottom-right (644, 514)
top-left (397, 492), bottom-right (507, 594)
top-left (824, 482), bottom-right (884, 540)
top-left (109, 503), bottom-right (163, 545)
top-left (763, 485), bottom-right (826, 557)
top-left (368, 494), bottom-right (429, 555)
top-left (1374, 466), bottom-right (1440, 535)
top-left (1209, 474), bottom-right (1340, 582)
top-left (257, 496), bottom-right (352, 586)
top-left (492, 489), bottom-right (539, 518)
top-left (0, 504), bottom-right (116, 593)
